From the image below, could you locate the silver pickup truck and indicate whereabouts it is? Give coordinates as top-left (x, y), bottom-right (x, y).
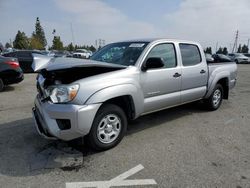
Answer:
top-left (32, 39), bottom-right (237, 151)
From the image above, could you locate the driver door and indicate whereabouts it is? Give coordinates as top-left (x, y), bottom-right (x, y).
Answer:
top-left (140, 43), bottom-right (181, 114)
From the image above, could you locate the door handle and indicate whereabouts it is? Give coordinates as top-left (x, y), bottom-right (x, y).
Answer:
top-left (200, 69), bottom-right (206, 74)
top-left (173, 72), bottom-right (181, 78)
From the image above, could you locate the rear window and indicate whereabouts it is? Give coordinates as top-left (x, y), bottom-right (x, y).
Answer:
top-left (179, 44), bottom-right (201, 66)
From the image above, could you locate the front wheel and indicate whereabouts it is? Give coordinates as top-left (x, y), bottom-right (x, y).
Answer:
top-left (86, 104), bottom-right (127, 151)
top-left (205, 84), bottom-right (223, 111)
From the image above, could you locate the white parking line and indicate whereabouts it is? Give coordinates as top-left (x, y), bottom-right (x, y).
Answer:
top-left (66, 164), bottom-right (157, 188)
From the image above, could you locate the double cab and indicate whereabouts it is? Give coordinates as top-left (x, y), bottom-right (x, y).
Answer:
top-left (32, 39), bottom-right (237, 150)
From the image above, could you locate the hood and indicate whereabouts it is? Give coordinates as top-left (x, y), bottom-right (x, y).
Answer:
top-left (32, 54), bottom-right (126, 72)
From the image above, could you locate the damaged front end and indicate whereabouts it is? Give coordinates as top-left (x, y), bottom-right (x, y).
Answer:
top-left (32, 54), bottom-right (126, 104)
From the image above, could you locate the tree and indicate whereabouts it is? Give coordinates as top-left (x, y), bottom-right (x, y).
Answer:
top-left (29, 35), bottom-right (43, 50)
top-left (222, 47), bottom-right (228, 55)
top-left (5, 42), bottom-right (12, 48)
top-left (51, 36), bottom-right (63, 50)
top-left (205, 47), bottom-right (212, 54)
top-left (216, 47), bottom-right (223, 54)
top-left (241, 44), bottom-right (249, 53)
top-left (32, 17), bottom-right (47, 49)
top-left (13, 30), bottom-right (29, 49)
top-left (66, 42), bottom-right (74, 51)
top-left (237, 44), bottom-right (242, 53)
top-left (89, 45), bottom-right (96, 52)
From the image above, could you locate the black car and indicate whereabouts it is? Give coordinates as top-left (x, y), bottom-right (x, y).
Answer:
top-left (212, 54), bottom-right (232, 63)
top-left (0, 55), bottom-right (24, 91)
top-left (3, 50), bottom-right (43, 73)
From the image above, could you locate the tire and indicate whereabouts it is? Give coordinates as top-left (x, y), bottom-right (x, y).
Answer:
top-left (0, 78), bottom-right (4, 92)
top-left (86, 104), bottom-right (127, 151)
top-left (205, 84), bottom-right (223, 111)
top-left (235, 60), bottom-right (239, 64)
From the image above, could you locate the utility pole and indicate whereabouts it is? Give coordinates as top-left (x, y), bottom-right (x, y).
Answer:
top-left (232, 30), bottom-right (239, 53)
top-left (247, 39), bottom-right (250, 49)
top-left (70, 23), bottom-right (75, 46)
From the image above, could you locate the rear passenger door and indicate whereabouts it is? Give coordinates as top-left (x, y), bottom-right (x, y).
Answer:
top-left (179, 43), bottom-right (208, 103)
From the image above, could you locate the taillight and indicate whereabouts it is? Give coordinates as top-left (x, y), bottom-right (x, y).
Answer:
top-left (5, 61), bottom-right (20, 69)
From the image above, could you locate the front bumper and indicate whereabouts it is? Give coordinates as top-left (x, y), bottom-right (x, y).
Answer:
top-left (32, 95), bottom-right (101, 141)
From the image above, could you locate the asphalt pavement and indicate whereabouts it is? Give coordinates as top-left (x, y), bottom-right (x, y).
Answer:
top-left (0, 65), bottom-right (250, 188)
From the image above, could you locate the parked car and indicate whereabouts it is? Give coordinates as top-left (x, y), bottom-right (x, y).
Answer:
top-left (0, 55), bottom-right (23, 91)
top-left (73, 49), bottom-right (92, 59)
top-left (53, 51), bottom-right (72, 58)
top-left (243, 53), bottom-right (250, 63)
top-left (228, 53), bottom-right (249, 64)
top-left (212, 54), bottom-right (232, 63)
top-left (32, 39), bottom-right (237, 151)
top-left (3, 50), bottom-right (43, 73)
top-left (205, 53), bottom-right (214, 63)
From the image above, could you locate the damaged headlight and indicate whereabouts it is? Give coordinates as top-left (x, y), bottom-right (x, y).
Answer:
top-left (46, 84), bottom-right (79, 103)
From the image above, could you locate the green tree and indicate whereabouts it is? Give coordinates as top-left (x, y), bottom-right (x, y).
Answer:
top-left (216, 47), bottom-right (223, 54)
top-left (222, 47), bottom-right (228, 55)
top-left (89, 45), bottom-right (96, 52)
top-left (237, 44), bottom-right (242, 53)
top-left (51, 36), bottom-right (63, 50)
top-left (5, 42), bottom-right (12, 48)
top-left (205, 47), bottom-right (212, 54)
top-left (66, 42), bottom-right (74, 51)
top-left (13, 30), bottom-right (29, 49)
top-left (29, 35), bottom-right (43, 49)
top-left (32, 17), bottom-right (47, 49)
top-left (241, 44), bottom-right (249, 53)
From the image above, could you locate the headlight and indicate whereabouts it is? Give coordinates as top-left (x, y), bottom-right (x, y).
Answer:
top-left (46, 84), bottom-right (79, 103)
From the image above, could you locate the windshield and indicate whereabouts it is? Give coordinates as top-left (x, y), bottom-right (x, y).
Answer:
top-left (91, 42), bottom-right (149, 66)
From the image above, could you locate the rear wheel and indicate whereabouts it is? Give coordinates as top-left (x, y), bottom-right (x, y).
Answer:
top-left (0, 78), bottom-right (4, 92)
top-left (86, 104), bottom-right (127, 151)
top-left (205, 84), bottom-right (223, 111)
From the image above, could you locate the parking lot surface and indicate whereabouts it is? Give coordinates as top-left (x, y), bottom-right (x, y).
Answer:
top-left (0, 65), bottom-right (250, 188)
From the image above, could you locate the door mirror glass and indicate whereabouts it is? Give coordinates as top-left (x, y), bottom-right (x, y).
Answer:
top-left (142, 57), bottom-right (164, 71)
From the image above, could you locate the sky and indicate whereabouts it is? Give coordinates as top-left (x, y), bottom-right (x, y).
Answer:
top-left (1, 0), bottom-right (250, 52)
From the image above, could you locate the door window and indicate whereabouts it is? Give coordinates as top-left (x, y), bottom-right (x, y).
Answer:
top-left (179, 44), bottom-right (201, 66)
top-left (147, 43), bottom-right (177, 68)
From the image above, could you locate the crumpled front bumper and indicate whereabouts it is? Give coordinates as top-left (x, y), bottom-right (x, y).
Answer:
top-left (32, 95), bottom-right (101, 141)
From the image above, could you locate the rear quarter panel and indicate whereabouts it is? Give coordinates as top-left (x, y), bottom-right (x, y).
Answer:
top-left (205, 62), bottom-right (237, 98)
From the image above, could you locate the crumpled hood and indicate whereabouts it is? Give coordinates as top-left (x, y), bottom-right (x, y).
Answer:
top-left (32, 54), bottom-right (126, 72)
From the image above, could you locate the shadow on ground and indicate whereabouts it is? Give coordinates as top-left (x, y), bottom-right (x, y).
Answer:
top-left (0, 101), bottom-right (208, 177)
top-left (2, 86), bottom-right (15, 92)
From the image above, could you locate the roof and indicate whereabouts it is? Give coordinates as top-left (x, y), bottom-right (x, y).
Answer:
top-left (117, 38), bottom-right (197, 44)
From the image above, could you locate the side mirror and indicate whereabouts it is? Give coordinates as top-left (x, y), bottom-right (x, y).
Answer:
top-left (142, 57), bottom-right (164, 71)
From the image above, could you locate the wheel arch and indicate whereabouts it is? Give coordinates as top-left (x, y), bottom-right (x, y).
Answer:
top-left (85, 84), bottom-right (144, 119)
top-left (205, 72), bottom-right (230, 99)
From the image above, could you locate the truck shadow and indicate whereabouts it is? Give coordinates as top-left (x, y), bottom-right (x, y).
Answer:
top-left (127, 101), bottom-right (208, 135)
top-left (0, 101), bottom-right (209, 177)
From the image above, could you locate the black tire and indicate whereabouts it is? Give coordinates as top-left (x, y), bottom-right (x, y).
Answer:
top-left (235, 60), bottom-right (239, 64)
top-left (86, 104), bottom-right (127, 151)
top-left (205, 84), bottom-right (223, 111)
top-left (0, 78), bottom-right (4, 92)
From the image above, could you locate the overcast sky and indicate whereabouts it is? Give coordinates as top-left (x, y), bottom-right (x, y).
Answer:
top-left (1, 0), bottom-right (250, 51)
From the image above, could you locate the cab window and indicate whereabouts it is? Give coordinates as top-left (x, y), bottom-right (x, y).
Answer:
top-left (179, 44), bottom-right (201, 66)
top-left (147, 43), bottom-right (177, 68)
